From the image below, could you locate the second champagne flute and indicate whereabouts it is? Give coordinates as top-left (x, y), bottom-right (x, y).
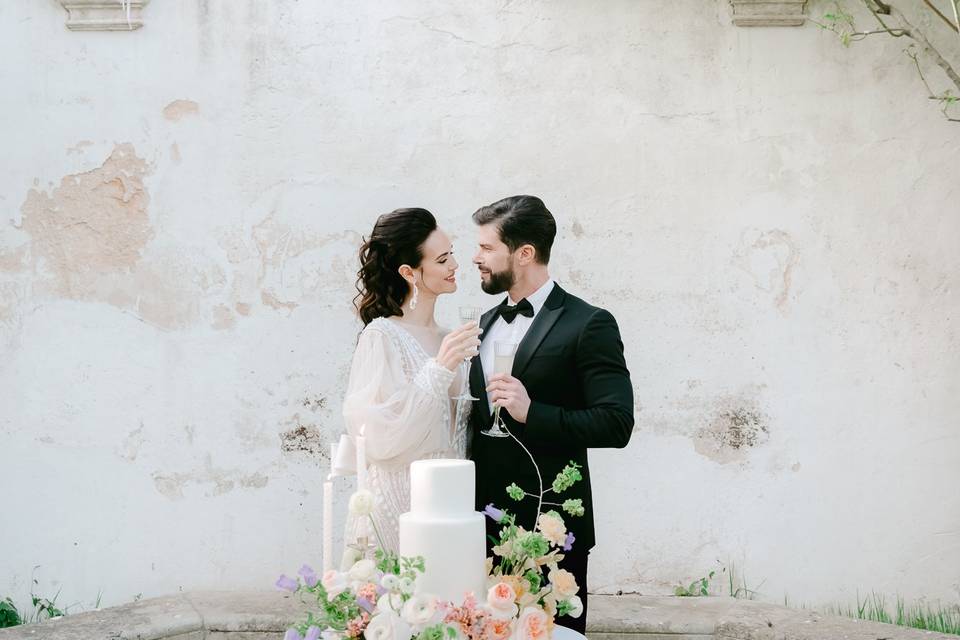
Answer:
top-left (481, 340), bottom-right (518, 438)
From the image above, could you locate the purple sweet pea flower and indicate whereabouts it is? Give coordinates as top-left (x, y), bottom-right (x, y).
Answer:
top-left (483, 503), bottom-right (505, 522)
top-left (358, 596), bottom-right (378, 613)
top-left (298, 564), bottom-right (319, 588)
top-left (276, 574), bottom-right (299, 592)
top-left (284, 629), bottom-right (303, 640)
top-left (563, 531), bottom-right (576, 551)
top-left (305, 626), bottom-right (321, 640)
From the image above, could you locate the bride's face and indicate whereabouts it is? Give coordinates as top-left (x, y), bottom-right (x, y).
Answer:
top-left (415, 228), bottom-right (459, 296)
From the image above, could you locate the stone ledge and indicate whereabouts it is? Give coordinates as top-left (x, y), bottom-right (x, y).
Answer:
top-left (0, 592), bottom-right (955, 640)
top-left (729, 0), bottom-right (807, 27)
top-left (57, 0), bottom-right (151, 31)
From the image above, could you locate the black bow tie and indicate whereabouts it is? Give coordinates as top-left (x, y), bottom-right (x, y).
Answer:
top-left (499, 298), bottom-right (534, 324)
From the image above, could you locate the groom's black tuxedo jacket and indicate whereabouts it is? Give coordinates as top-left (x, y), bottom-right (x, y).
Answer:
top-left (468, 284), bottom-right (634, 552)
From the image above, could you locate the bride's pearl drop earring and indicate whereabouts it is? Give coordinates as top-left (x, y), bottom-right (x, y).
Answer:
top-left (410, 282), bottom-right (419, 310)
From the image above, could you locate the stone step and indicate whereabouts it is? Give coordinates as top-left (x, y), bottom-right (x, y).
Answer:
top-left (0, 592), bottom-right (954, 640)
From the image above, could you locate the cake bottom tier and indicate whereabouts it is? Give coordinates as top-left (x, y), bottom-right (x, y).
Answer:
top-left (398, 512), bottom-right (487, 605)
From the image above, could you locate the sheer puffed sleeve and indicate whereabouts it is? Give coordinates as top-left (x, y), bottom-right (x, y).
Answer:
top-left (342, 325), bottom-right (455, 465)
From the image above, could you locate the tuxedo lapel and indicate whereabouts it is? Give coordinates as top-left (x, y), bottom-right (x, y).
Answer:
top-left (469, 302), bottom-right (506, 423)
top-left (512, 285), bottom-right (567, 379)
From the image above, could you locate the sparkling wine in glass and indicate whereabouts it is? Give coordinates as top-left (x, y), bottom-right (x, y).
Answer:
top-left (452, 306), bottom-right (481, 401)
top-left (481, 341), bottom-right (518, 438)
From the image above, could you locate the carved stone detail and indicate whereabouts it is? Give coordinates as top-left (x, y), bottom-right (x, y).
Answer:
top-left (58, 0), bottom-right (150, 31)
top-left (730, 0), bottom-right (807, 27)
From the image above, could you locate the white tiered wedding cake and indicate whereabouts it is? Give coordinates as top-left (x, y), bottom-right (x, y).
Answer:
top-left (398, 459), bottom-right (487, 604)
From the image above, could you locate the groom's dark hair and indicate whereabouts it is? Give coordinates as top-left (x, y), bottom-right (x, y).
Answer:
top-left (472, 195), bottom-right (557, 265)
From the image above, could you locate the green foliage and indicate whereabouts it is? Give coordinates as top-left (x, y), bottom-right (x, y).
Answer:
top-left (0, 597), bottom-right (21, 629)
top-left (561, 498), bottom-right (585, 517)
top-left (820, 592), bottom-right (960, 636)
top-left (674, 570), bottom-right (715, 597)
top-left (514, 530), bottom-right (549, 559)
top-left (551, 463), bottom-right (582, 494)
top-left (506, 483), bottom-right (525, 501)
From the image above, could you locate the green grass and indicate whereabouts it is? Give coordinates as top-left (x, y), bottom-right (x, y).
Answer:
top-left (815, 592), bottom-right (960, 636)
top-left (674, 561), bottom-right (763, 599)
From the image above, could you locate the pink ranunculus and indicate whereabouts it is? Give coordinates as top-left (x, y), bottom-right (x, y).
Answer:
top-left (509, 607), bottom-right (550, 640)
top-left (486, 582), bottom-right (519, 620)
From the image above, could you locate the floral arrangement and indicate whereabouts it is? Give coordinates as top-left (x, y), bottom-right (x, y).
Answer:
top-left (276, 459), bottom-right (585, 640)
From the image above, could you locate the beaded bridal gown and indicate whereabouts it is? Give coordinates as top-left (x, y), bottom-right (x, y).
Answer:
top-left (341, 317), bottom-right (470, 553)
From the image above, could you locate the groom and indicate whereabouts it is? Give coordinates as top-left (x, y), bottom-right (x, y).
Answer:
top-left (468, 195), bottom-right (634, 633)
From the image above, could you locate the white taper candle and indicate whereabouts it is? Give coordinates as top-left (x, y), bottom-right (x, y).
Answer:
top-left (323, 478), bottom-right (334, 572)
top-left (356, 428), bottom-right (367, 492)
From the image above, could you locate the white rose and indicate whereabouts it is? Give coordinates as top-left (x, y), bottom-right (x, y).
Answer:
top-left (321, 570), bottom-right (349, 598)
top-left (366, 610), bottom-right (413, 640)
top-left (377, 592), bottom-right (405, 613)
top-left (340, 547), bottom-right (363, 572)
top-left (349, 559), bottom-right (377, 584)
top-left (510, 606), bottom-right (550, 640)
top-left (381, 574), bottom-right (400, 591)
top-left (401, 594), bottom-right (440, 627)
top-left (398, 576), bottom-right (415, 595)
top-left (349, 489), bottom-right (376, 517)
top-left (566, 595), bottom-right (583, 619)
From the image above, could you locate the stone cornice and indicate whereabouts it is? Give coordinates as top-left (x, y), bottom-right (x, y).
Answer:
top-left (57, 0), bottom-right (150, 31)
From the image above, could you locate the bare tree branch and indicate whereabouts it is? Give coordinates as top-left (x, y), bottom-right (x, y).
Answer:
top-left (889, 1), bottom-right (960, 92)
top-left (920, 0), bottom-right (959, 32)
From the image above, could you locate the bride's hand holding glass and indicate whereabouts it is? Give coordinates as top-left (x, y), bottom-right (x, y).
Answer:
top-left (437, 322), bottom-right (481, 371)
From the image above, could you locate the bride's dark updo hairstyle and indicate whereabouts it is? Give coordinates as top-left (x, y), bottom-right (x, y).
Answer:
top-left (354, 208), bottom-right (438, 326)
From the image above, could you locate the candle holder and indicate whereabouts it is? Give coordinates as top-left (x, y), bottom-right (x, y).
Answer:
top-left (347, 535), bottom-right (377, 561)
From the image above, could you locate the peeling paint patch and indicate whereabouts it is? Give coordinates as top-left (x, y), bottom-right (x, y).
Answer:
top-left (279, 414), bottom-right (322, 455)
top-left (301, 394), bottom-right (327, 412)
top-left (170, 142), bottom-right (182, 165)
top-left (211, 304), bottom-right (235, 330)
top-left (66, 140), bottom-right (94, 155)
top-left (163, 100), bottom-right (200, 121)
top-left (116, 422), bottom-right (146, 461)
top-left (235, 302), bottom-right (252, 316)
top-left (0, 245), bottom-right (28, 272)
top-left (734, 229), bottom-right (799, 312)
top-left (693, 397), bottom-right (770, 465)
top-left (20, 143), bottom-right (153, 296)
top-left (152, 455), bottom-right (269, 500)
top-left (261, 289), bottom-right (298, 312)
top-left (571, 219), bottom-right (585, 238)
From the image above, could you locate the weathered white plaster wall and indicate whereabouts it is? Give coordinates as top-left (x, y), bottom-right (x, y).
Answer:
top-left (1, 0), bottom-right (957, 616)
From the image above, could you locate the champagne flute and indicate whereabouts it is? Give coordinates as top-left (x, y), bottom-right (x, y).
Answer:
top-left (481, 340), bottom-right (518, 438)
top-left (452, 306), bottom-right (481, 401)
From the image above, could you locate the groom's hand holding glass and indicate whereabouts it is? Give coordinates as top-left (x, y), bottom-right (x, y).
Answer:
top-left (437, 322), bottom-right (482, 371)
top-left (486, 374), bottom-right (532, 424)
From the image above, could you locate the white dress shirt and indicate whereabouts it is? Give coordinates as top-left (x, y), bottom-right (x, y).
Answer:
top-left (479, 279), bottom-right (556, 413)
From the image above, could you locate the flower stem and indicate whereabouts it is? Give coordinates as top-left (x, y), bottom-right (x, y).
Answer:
top-left (368, 514), bottom-right (387, 553)
top-left (504, 424), bottom-right (543, 528)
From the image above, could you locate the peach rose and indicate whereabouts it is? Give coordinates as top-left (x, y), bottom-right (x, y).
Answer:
top-left (548, 568), bottom-right (578, 599)
top-left (486, 582), bottom-right (519, 620)
top-left (509, 607), bottom-right (550, 640)
top-left (536, 513), bottom-right (566, 547)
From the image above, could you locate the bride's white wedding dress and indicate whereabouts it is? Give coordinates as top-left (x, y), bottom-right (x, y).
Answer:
top-left (341, 317), bottom-right (469, 552)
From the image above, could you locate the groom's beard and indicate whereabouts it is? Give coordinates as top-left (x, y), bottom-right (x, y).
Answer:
top-left (480, 265), bottom-right (516, 295)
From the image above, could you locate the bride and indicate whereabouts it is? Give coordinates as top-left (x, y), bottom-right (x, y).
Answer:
top-left (340, 207), bottom-right (481, 552)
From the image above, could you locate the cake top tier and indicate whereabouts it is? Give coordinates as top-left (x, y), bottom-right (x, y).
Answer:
top-left (409, 459), bottom-right (476, 516)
